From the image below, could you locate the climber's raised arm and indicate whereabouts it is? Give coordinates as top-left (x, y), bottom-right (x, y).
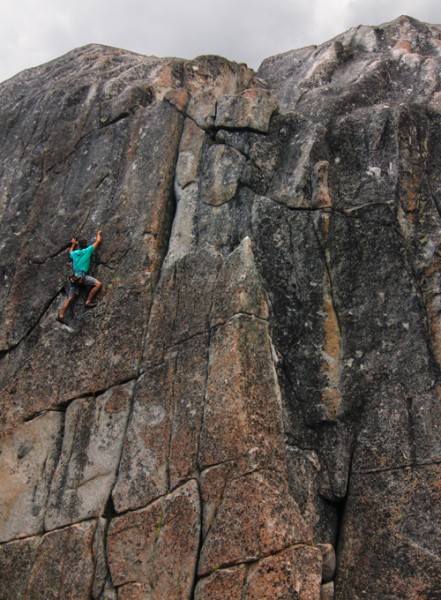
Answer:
top-left (93, 230), bottom-right (102, 250)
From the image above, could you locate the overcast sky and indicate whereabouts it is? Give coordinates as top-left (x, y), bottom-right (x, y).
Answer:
top-left (1, 0), bottom-right (441, 83)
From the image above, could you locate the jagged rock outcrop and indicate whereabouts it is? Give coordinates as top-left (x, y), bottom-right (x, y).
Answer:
top-left (1, 15), bottom-right (441, 599)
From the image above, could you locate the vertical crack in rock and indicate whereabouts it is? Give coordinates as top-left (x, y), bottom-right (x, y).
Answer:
top-left (312, 212), bottom-right (344, 422)
top-left (165, 352), bottom-right (178, 493)
top-left (394, 107), bottom-right (441, 373)
top-left (194, 261), bottom-right (222, 472)
top-left (91, 517), bottom-right (114, 599)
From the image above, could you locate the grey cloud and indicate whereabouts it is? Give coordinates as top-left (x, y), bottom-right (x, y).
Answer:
top-left (66, 0), bottom-right (314, 68)
top-left (344, 0), bottom-right (441, 30)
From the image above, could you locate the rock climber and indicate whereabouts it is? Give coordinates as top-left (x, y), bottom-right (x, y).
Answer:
top-left (57, 230), bottom-right (103, 322)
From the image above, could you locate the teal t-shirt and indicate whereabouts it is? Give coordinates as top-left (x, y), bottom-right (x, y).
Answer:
top-left (70, 245), bottom-right (95, 274)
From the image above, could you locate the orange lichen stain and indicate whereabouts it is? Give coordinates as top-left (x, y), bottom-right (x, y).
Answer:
top-left (319, 213), bottom-right (342, 420)
top-left (401, 170), bottom-right (422, 213)
top-left (322, 388), bottom-right (342, 421)
top-left (423, 249), bottom-right (441, 278)
top-left (322, 213), bottom-right (330, 238)
top-left (431, 477), bottom-right (441, 492)
top-left (312, 161), bottom-right (332, 209)
top-left (394, 40), bottom-right (413, 53)
top-left (405, 191), bottom-right (419, 213)
top-left (105, 391), bottom-right (129, 414)
top-left (321, 289), bottom-right (343, 420)
top-left (323, 294), bottom-right (341, 360)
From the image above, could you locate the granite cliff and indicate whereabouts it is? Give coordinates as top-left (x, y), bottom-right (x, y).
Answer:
top-left (1, 15), bottom-right (441, 599)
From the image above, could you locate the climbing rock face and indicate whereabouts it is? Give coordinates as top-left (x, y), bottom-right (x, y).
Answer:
top-left (1, 15), bottom-right (441, 599)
